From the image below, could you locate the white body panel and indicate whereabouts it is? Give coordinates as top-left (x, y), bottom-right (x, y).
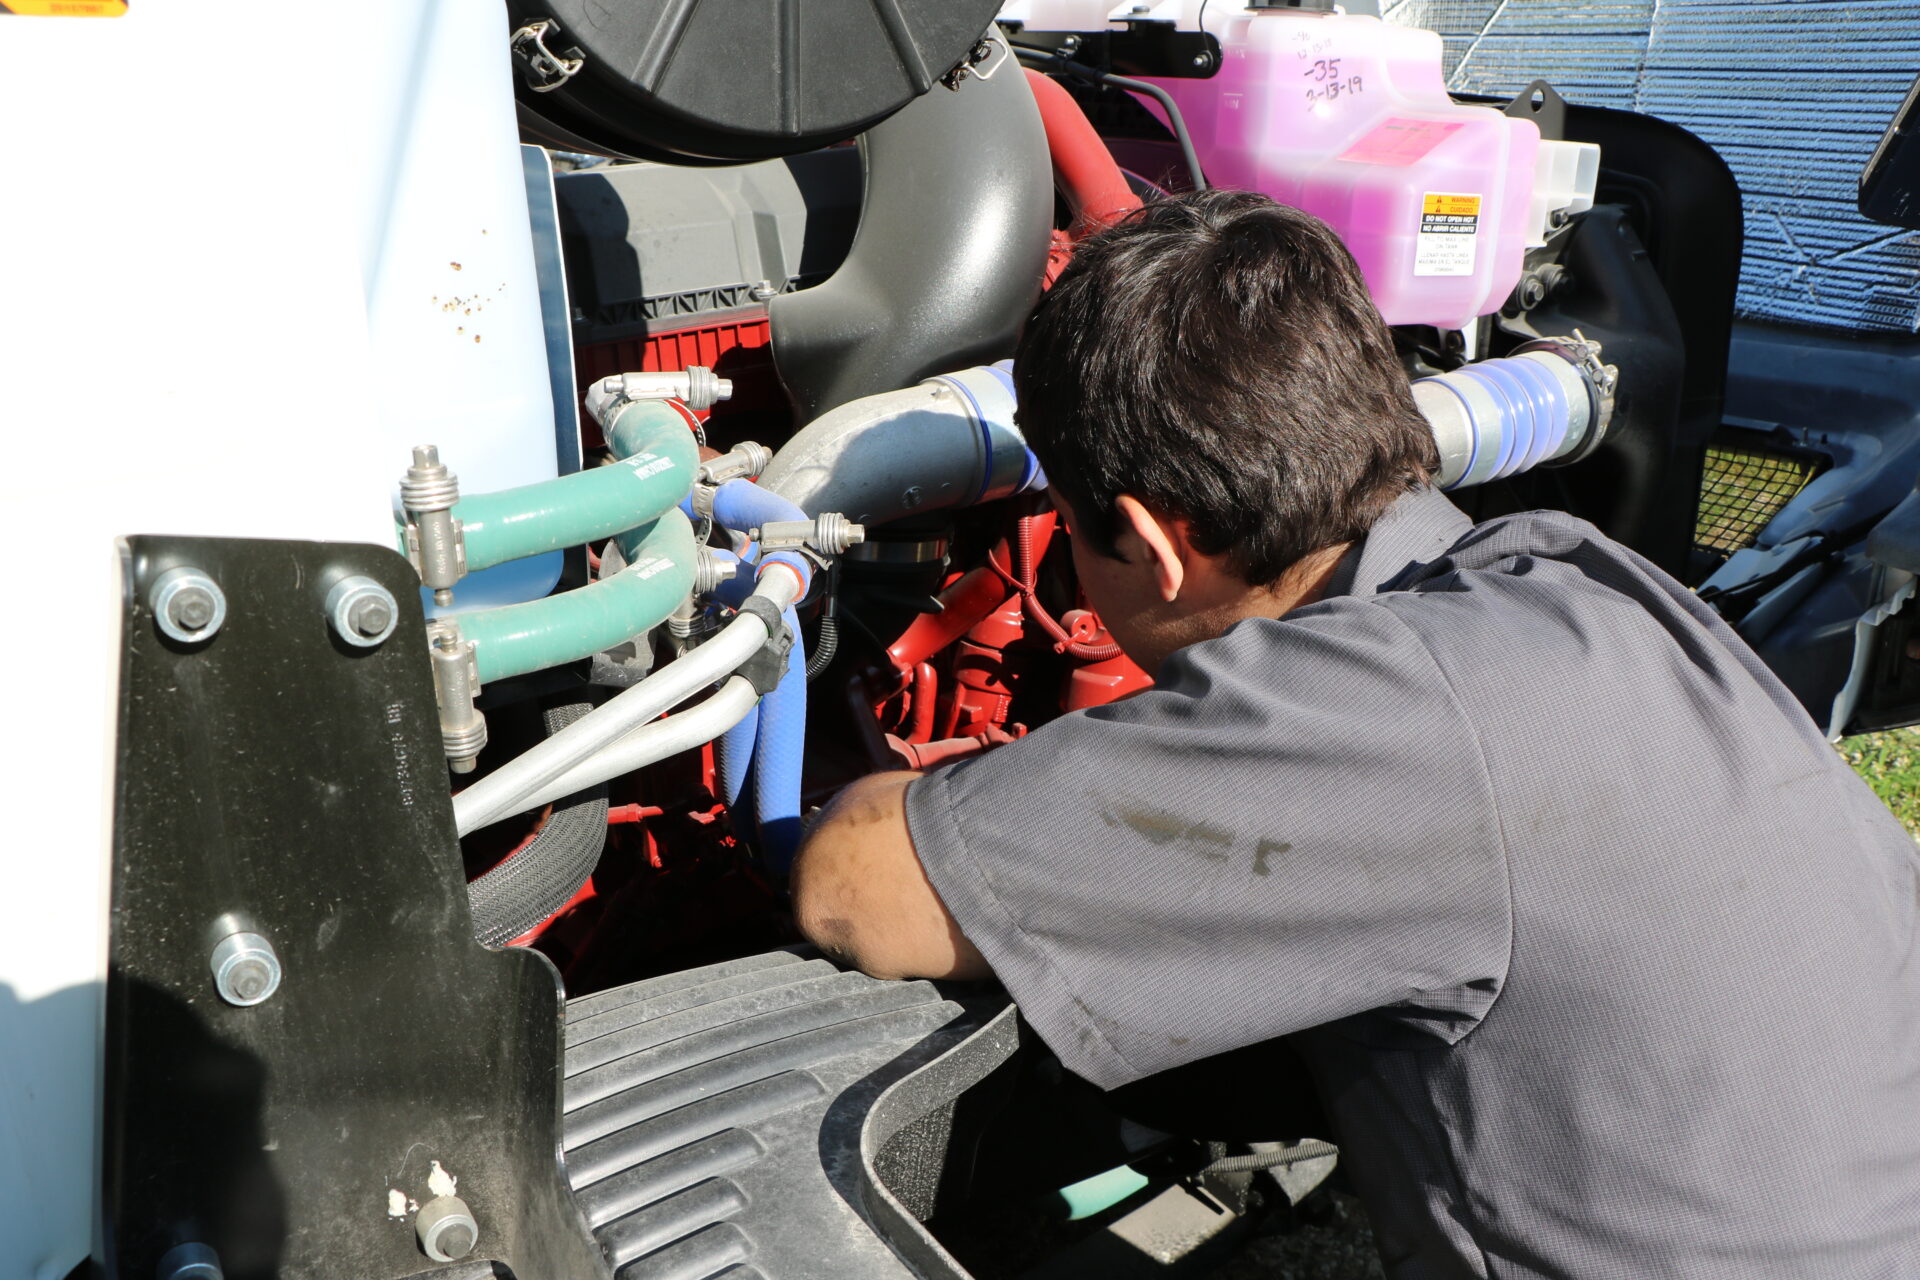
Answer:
top-left (0, 3), bottom-right (553, 1271)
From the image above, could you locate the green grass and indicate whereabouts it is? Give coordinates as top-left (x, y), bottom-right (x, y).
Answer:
top-left (1840, 727), bottom-right (1920, 837)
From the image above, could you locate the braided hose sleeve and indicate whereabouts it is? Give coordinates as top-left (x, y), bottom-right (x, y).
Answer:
top-left (1201, 1141), bottom-right (1341, 1176)
top-left (464, 698), bottom-right (610, 948)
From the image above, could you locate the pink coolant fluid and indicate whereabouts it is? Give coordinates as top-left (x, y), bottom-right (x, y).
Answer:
top-left (1144, 6), bottom-right (1542, 330)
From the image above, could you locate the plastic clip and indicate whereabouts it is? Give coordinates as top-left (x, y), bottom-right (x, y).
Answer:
top-left (733, 596), bottom-right (795, 696)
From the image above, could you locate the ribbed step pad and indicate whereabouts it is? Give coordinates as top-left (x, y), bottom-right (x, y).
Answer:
top-left (561, 951), bottom-right (989, 1280)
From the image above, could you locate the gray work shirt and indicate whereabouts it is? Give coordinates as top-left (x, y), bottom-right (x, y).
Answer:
top-left (905, 487), bottom-right (1920, 1278)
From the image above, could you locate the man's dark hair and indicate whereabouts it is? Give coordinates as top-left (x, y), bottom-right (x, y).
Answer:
top-left (1013, 189), bottom-right (1438, 585)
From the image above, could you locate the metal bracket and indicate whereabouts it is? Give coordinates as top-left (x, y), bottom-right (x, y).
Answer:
top-left (511, 20), bottom-right (584, 94)
top-left (1503, 79), bottom-right (1568, 143)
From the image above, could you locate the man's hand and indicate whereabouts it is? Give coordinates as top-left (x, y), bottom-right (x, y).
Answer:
top-left (790, 770), bottom-right (991, 982)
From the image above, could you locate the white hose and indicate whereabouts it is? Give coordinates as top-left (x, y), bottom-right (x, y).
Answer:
top-left (515, 677), bottom-right (761, 816)
top-left (452, 570), bottom-right (803, 835)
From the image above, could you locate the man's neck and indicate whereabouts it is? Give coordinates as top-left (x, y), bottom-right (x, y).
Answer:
top-left (1166, 541), bottom-right (1354, 655)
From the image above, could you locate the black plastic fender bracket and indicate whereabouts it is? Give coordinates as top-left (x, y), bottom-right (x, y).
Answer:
top-left (104, 535), bottom-right (609, 1280)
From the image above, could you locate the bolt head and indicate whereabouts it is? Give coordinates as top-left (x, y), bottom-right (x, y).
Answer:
top-left (437, 1222), bottom-right (476, 1259)
top-left (902, 486), bottom-right (925, 510)
top-left (349, 595), bottom-right (394, 637)
top-left (151, 568), bottom-right (227, 644)
top-left (327, 576), bottom-right (399, 647)
top-left (225, 957), bottom-right (275, 1003)
top-left (170, 586), bottom-right (217, 631)
top-left (210, 931), bottom-right (281, 1007)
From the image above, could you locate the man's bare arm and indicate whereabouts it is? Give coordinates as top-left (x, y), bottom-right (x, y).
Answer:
top-left (790, 770), bottom-right (991, 981)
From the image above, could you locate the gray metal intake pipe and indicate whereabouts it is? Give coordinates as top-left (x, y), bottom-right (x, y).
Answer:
top-left (758, 364), bottom-right (1039, 524)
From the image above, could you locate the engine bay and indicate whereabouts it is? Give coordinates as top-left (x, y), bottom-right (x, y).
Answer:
top-left (6, 1), bottom-right (1828, 1276)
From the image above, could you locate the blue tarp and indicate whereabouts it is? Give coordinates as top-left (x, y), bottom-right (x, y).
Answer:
top-left (1383, 0), bottom-right (1920, 333)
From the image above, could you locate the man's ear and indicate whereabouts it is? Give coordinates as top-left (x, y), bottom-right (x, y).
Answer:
top-left (1114, 494), bottom-right (1186, 603)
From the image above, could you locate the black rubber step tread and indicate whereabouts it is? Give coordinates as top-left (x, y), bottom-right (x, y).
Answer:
top-left (565, 970), bottom-right (877, 1075)
top-left (568, 1072), bottom-right (827, 1187)
top-left (602, 1177), bottom-right (751, 1266)
top-left (578, 1130), bottom-right (765, 1228)
top-left (565, 954), bottom-right (1010, 1280)
top-left (564, 1006), bottom-right (956, 1149)
top-left (569, 959), bottom-right (842, 1050)
top-left (617, 1222), bottom-right (753, 1280)
top-left (567, 952), bottom-right (811, 1025)
top-left (565, 981), bottom-right (946, 1110)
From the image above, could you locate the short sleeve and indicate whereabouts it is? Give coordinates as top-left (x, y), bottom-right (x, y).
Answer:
top-left (903, 600), bottom-right (1512, 1089)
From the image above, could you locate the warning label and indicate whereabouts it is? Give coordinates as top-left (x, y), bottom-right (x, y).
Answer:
top-left (1415, 192), bottom-right (1481, 278)
top-left (0, 1), bottom-right (127, 12)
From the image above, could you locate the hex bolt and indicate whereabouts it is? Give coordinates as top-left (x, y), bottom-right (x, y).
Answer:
top-left (416, 1195), bottom-right (479, 1262)
top-left (157, 1242), bottom-right (223, 1280)
top-left (150, 567), bottom-right (228, 645)
top-left (325, 576), bottom-right (400, 648)
top-left (351, 595), bottom-right (393, 635)
top-left (209, 931), bottom-right (282, 1007)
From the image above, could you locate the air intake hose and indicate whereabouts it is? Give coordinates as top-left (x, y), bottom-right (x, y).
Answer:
top-left (1414, 339), bottom-right (1615, 490)
top-left (759, 363), bottom-right (1041, 523)
top-left (769, 46), bottom-right (1053, 420)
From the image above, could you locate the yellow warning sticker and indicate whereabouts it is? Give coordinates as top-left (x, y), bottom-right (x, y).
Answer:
top-left (1422, 193), bottom-right (1483, 219)
top-left (0, 0), bottom-right (127, 13)
top-left (1415, 192), bottom-right (1482, 278)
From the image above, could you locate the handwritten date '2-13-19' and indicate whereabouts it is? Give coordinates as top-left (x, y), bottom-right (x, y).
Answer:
top-left (1305, 57), bottom-right (1364, 107)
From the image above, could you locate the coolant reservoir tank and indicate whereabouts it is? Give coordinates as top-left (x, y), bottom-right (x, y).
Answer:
top-left (1132, 5), bottom-right (1589, 329)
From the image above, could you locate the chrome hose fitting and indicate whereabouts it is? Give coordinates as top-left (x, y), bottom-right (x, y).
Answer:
top-left (585, 365), bottom-right (735, 426)
top-left (698, 441), bottom-right (775, 486)
top-left (400, 445), bottom-right (465, 607)
top-left (428, 622), bottom-right (487, 773)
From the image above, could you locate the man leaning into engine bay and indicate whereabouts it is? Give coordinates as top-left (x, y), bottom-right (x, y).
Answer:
top-left (789, 189), bottom-right (1920, 1277)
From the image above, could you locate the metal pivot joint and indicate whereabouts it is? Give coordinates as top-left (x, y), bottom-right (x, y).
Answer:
top-left (209, 931), bottom-right (282, 1007)
top-left (325, 575), bottom-right (398, 647)
top-left (150, 566), bottom-right (228, 645)
top-left (400, 445), bottom-right (465, 607)
top-left (428, 621), bottom-right (487, 773)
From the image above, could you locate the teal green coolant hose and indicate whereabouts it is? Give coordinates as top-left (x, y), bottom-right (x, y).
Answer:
top-left (402, 401), bottom-right (700, 573)
top-left (1053, 1163), bottom-right (1152, 1220)
top-left (462, 509), bottom-right (697, 685)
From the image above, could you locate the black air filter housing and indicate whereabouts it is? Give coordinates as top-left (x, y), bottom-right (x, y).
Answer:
top-left (508, 0), bottom-right (1005, 162)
